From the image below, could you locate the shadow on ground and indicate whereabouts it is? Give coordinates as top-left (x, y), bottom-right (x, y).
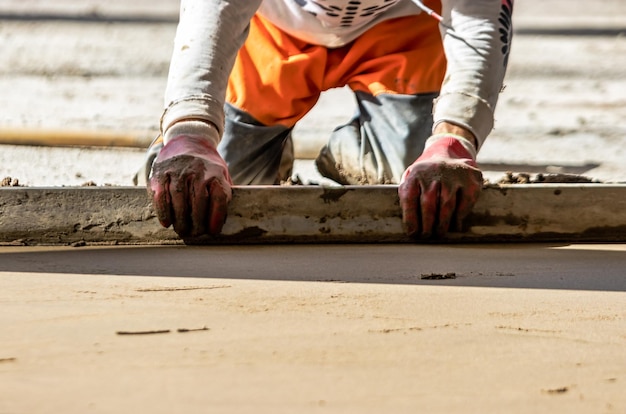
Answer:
top-left (0, 244), bottom-right (624, 292)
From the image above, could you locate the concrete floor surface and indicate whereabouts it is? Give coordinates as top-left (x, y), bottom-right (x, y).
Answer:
top-left (1, 244), bottom-right (625, 413)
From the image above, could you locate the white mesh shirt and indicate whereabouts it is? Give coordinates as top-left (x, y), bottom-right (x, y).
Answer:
top-left (258, 0), bottom-right (421, 47)
top-left (294, 0), bottom-right (403, 28)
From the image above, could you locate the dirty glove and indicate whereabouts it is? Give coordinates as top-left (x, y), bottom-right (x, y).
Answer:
top-left (148, 121), bottom-right (232, 238)
top-left (398, 134), bottom-right (483, 238)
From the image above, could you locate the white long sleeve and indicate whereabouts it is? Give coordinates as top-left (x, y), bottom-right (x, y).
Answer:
top-left (161, 0), bottom-right (262, 140)
top-left (433, 0), bottom-right (513, 148)
top-left (161, 0), bottom-right (513, 148)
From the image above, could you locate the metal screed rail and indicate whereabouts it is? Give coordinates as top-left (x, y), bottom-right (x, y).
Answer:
top-left (1, 184), bottom-right (626, 245)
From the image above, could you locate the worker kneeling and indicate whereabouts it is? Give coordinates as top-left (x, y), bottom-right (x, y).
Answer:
top-left (144, 0), bottom-right (514, 239)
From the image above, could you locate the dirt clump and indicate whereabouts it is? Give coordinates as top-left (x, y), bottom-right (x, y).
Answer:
top-left (534, 173), bottom-right (598, 183)
top-left (421, 272), bottom-right (457, 280)
top-left (1, 177), bottom-right (22, 187)
top-left (280, 174), bottom-right (305, 186)
top-left (498, 172), bottom-right (599, 185)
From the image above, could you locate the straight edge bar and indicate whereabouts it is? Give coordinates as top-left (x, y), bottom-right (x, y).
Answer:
top-left (0, 184), bottom-right (625, 245)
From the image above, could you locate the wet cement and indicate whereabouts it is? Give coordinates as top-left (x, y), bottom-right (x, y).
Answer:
top-left (0, 243), bottom-right (624, 413)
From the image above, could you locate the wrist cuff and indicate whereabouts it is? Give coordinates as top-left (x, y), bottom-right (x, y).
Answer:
top-left (433, 92), bottom-right (494, 149)
top-left (425, 133), bottom-right (478, 161)
top-left (163, 120), bottom-right (220, 147)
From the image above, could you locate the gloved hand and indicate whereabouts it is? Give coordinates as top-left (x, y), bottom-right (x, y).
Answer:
top-left (398, 134), bottom-right (483, 238)
top-left (148, 127), bottom-right (232, 238)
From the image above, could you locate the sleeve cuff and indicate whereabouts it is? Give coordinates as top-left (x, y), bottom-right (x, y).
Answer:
top-left (160, 95), bottom-right (225, 139)
top-left (425, 133), bottom-right (477, 161)
top-left (432, 91), bottom-right (495, 150)
top-left (162, 120), bottom-right (220, 147)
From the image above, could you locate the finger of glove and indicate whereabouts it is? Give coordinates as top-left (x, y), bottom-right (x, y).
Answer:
top-left (435, 184), bottom-right (457, 237)
top-left (149, 174), bottom-right (173, 229)
top-left (189, 178), bottom-right (210, 237)
top-left (453, 176), bottom-right (483, 231)
top-left (169, 174), bottom-right (192, 237)
top-left (398, 179), bottom-right (421, 237)
top-left (419, 180), bottom-right (441, 238)
top-left (207, 179), bottom-right (231, 234)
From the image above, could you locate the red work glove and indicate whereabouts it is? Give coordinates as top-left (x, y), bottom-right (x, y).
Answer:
top-left (398, 134), bottom-right (483, 238)
top-left (148, 131), bottom-right (232, 238)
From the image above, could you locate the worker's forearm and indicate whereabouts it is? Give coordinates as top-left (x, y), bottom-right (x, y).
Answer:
top-left (433, 0), bottom-right (513, 149)
top-left (161, 0), bottom-right (262, 141)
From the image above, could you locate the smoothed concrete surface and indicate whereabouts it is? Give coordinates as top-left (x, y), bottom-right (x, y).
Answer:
top-left (1, 243), bottom-right (625, 291)
top-left (1, 244), bottom-right (625, 413)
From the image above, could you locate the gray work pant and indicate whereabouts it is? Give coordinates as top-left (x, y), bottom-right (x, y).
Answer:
top-left (220, 90), bottom-right (437, 185)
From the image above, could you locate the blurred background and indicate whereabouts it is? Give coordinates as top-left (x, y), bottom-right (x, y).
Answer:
top-left (0, 0), bottom-right (624, 186)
